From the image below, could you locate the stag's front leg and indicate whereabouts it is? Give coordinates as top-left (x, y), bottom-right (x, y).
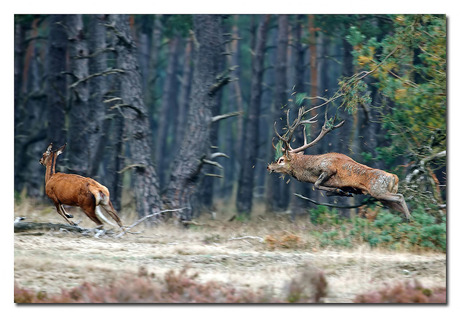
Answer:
top-left (314, 172), bottom-right (353, 197)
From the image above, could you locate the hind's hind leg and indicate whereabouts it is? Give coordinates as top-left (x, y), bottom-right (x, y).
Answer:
top-left (101, 200), bottom-right (124, 230)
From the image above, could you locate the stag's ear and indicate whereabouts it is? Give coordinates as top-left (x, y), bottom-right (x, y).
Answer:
top-left (56, 143), bottom-right (67, 156)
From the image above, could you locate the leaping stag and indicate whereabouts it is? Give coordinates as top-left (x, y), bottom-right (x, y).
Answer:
top-left (267, 107), bottom-right (411, 220)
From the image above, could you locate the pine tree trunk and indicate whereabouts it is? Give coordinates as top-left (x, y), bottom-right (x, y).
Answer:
top-left (14, 19), bottom-right (25, 193)
top-left (68, 14), bottom-right (90, 176)
top-left (291, 14), bottom-right (311, 213)
top-left (46, 14), bottom-right (67, 147)
top-left (175, 36), bottom-right (193, 149)
top-left (268, 14), bottom-right (289, 212)
top-left (236, 14), bottom-right (270, 216)
top-left (87, 14), bottom-right (108, 177)
top-left (156, 36), bottom-right (180, 188)
top-left (109, 14), bottom-right (162, 218)
top-left (164, 15), bottom-right (225, 222)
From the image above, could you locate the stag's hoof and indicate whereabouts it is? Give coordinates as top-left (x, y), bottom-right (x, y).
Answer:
top-left (65, 214), bottom-right (74, 219)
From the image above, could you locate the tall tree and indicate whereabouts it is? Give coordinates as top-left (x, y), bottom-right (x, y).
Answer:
top-left (156, 36), bottom-right (180, 188)
top-left (87, 14), bottom-right (109, 177)
top-left (267, 14), bottom-right (289, 212)
top-left (46, 15), bottom-right (67, 147)
top-left (236, 14), bottom-right (270, 216)
top-left (164, 15), bottom-right (227, 222)
top-left (108, 14), bottom-right (162, 218)
top-left (67, 14), bottom-right (90, 175)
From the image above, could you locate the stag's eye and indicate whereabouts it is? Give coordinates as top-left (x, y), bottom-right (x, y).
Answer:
top-left (278, 158), bottom-right (285, 164)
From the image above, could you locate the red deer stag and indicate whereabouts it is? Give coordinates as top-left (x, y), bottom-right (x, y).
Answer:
top-left (267, 107), bottom-right (411, 219)
top-left (39, 143), bottom-right (125, 230)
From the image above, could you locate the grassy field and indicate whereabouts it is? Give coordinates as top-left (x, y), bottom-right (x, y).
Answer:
top-left (14, 198), bottom-right (446, 303)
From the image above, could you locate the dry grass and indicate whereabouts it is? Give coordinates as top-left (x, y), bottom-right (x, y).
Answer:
top-left (14, 197), bottom-right (446, 303)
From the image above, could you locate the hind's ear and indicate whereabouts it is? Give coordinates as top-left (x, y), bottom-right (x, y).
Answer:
top-left (56, 143), bottom-right (67, 156)
top-left (45, 143), bottom-right (53, 153)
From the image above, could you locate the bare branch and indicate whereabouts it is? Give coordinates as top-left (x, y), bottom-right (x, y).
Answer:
top-left (228, 236), bottom-right (264, 243)
top-left (204, 173), bottom-right (223, 178)
top-left (210, 152), bottom-right (230, 159)
top-left (202, 159), bottom-right (223, 169)
top-left (212, 111), bottom-right (243, 123)
top-left (69, 68), bottom-right (125, 89)
top-left (115, 208), bottom-right (187, 238)
top-left (110, 103), bottom-right (147, 118)
top-left (118, 164), bottom-right (147, 174)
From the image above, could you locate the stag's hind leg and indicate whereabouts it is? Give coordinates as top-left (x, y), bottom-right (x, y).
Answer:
top-left (376, 193), bottom-right (411, 220)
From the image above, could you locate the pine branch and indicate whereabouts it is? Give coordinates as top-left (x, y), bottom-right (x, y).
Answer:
top-left (69, 68), bottom-right (125, 89)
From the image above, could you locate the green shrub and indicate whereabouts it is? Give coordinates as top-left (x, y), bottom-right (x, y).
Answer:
top-left (309, 205), bottom-right (446, 252)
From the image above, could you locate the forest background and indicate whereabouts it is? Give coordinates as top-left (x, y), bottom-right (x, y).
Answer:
top-left (13, 14), bottom-right (446, 224)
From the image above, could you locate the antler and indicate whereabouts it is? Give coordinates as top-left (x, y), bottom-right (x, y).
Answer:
top-left (290, 111), bottom-right (344, 153)
top-left (273, 107), bottom-right (319, 152)
top-left (273, 106), bottom-right (344, 155)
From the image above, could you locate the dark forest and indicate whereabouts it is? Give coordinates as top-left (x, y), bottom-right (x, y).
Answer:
top-left (14, 14), bottom-right (446, 223)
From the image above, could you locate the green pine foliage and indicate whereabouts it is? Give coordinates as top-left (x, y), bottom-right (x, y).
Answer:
top-left (346, 15), bottom-right (446, 212)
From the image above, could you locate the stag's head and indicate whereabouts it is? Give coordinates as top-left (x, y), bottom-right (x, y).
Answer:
top-left (267, 154), bottom-right (293, 175)
top-left (267, 106), bottom-right (344, 174)
top-left (39, 143), bottom-right (66, 166)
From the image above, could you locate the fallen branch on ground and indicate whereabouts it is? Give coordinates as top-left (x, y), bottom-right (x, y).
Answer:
top-left (228, 236), bottom-right (264, 243)
top-left (14, 222), bottom-right (85, 233)
top-left (115, 208), bottom-right (187, 238)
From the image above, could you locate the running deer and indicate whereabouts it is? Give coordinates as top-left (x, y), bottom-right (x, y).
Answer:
top-left (39, 143), bottom-right (125, 230)
top-left (267, 107), bottom-right (411, 219)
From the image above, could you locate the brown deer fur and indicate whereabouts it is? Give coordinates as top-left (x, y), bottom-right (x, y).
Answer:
top-left (39, 143), bottom-right (124, 229)
top-left (268, 106), bottom-right (410, 219)
top-left (268, 152), bottom-right (410, 219)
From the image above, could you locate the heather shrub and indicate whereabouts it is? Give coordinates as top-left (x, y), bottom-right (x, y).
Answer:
top-left (354, 279), bottom-right (446, 303)
top-left (15, 265), bottom-right (328, 303)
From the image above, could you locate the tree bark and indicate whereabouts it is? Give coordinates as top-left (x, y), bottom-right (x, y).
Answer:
top-left (267, 14), bottom-right (289, 212)
top-left (68, 14), bottom-right (90, 176)
top-left (156, 36), bottom-right (180, 188)
top-left (14, 19), bottom-right (26, 193)
top-left (109, 14), bottom-right (162, 218)
top-left (164, 15), bottom-right (225, 222)
top-left (46, 15), bottom-right (67, 147)
top-left (291, 15), bottom-right (311, 212)
top-left (87, 14), bottom-right (109, 177)
top-left (236, 14), bottom-right (270, 216)
top-left (175, 36), bottom-right (193, 148)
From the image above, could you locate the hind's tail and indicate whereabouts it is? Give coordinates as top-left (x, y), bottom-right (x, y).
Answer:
top-left (88, 184), bottom-right (110, 205)
top-left (87, 183), bottom-right (123, 230)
